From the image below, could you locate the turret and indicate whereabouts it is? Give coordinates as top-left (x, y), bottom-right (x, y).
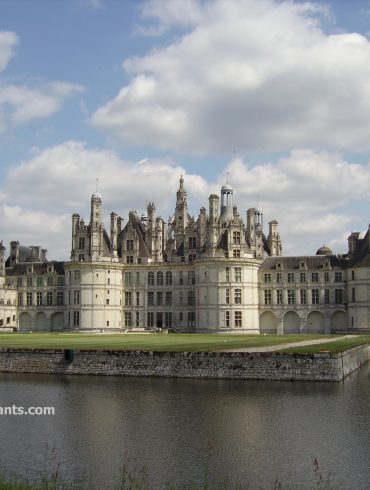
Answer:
top-left (174, 176), bottom-right (188, 231)
top-left (0, 241), bottom-right (5, 277)
top-left (220, 184), bottom-right (234, 223)
top-left (90, 192), bottom-right (104, 261)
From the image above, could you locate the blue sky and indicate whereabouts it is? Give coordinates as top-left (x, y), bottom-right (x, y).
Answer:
top-left (2, 0), bottom-right (370, 259)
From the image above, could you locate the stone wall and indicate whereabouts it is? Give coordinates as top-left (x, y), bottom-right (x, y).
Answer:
top-left (0, 345), bottom-right (369, 381)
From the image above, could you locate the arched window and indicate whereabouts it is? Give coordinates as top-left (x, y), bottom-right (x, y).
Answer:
top-left (165, 271), bottom-right (172, 286)
top-left (157, 271), bottom-right (163, 286)
top-left (148, 272), bottom-right (154, 285)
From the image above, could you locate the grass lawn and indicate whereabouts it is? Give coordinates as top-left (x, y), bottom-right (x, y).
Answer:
top-left (281, 335), bottom-right (370, 354)
top-left (0, 332), bottom-right (339, 352)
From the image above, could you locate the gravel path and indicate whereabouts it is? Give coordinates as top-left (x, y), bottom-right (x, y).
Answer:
top-left (222, 335), bottom-right (356, 353)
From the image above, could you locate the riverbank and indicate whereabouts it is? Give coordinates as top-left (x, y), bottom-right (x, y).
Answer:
top-left (0, 343), bottom-right (369, 381)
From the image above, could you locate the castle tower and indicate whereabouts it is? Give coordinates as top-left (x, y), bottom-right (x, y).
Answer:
top-left (208, 194), bottom-right (220, 251)
top-left (90, 192), bottom-right (103, 261)
top-left (9, 241), bottom-right (19, 267)
top-left (174, 176), bottom-right (188, 231)
top-left (247, 208), bottom-right (264, 258)
top-left (0, 241), bottom-right (5, 278)
top-left (220, 184), bottom-right (234, 222)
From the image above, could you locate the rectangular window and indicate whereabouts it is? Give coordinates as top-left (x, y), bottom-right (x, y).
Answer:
top-left (165, 312), bottom-right (172, 328)
top-left (127, 239), bottom-right (134, 251)
top-left (125, 272), bottom-right (132, 286)
top-left (335, 288), bottom-right (343, 304)
top-left (73, 290), bottom-right (80, 305)
top-left (233, 231), bottom-right (241, 245)
top-left (311, 272), bottom-right (319, 283)
top-left (57, 291), bottom-right (64, 306)
top-left (179, 292), bottom-right (184, 306)
top-left (324, 289), bottom-right (330, 304)
top-left (17, 277), bottom-right (23, 287)
top-left (234, 267), bottom-right (242, 282)
top-left (179, 271), bottom-right (184, 285)
top-left (106, 299), bottom-right (109, 306)
top-left (136, 272), bottom-right (140, 286)
top-left (300, 289), bottom-right (306, 305)
top-left (225, 311), bottom-right (230, 328)
top-left (188, 290), bottom-right (196, 306)
top-left (287, 273), bottom-right (294, 283)
top-left (324, 272), bottom-right (330, 283)
top-left (276, 290), bottom-right (283, 305)
top-left (351, 270), bottom-right (355, 281)
top-left (157, 292), bottom-right (163, 306)
top-left (136, 311), bottom-right (140, 327)
top-left (57, 276), bottom-right (64, 286)
top-left (235, 311), bottom-right (242, 328)
top-left (36, 292), bottom-right (42, 306)
top-left (47, 276), bottom-right (53, 287)
top-left (189, 254), bottom-right (196, 262)
top-left (225, 267), bottom-right (230, 282)
top-left (79, 237), bottom-right (85, 249)
top-left (226, 288), bottom-right (230, 304)
top-left (188, 271), bottom-right (195, 285)
top-left (26, 292), bottom-right (33, 306)
top-left (74, 270), bottom-right (80, 282)
top-left (26, 277), bottom-right (33, 287)
top-left (136, 292), bottom-right (140, 306)
top-left (352, 287), bottom-right (356, 302)
top-left (311, 289), bottom-right (319, 305)
top-left (147, 312), bottom-right (154, 328)
top-left (287, 289), bottom-right (295, 305)
top-left (125, 292), bottom-right (132, 306)
top-left (276, 273), bottom-right (282, 283)
top-left (46, 292), bottom-right (53, 306)
top-left (264, 273), bottom-right (271, 284)
top-left (187, 311), bottom-right (195, 327)
top-left (335, 272), bottom-right (342, 282)
top-left (233, 249), bottom-right (240, 258)
top-left (189, 237), bottom-right (197, 249)
top-left (73, 311), bottom-right (80, 327)
top-left (148, 292), bottom-right (154, 306)
top-left (36, 276), bottom-right (42, 287)
top-left (126, 256), bottom-right (133, 264)
top-left (17, 293), bottom-right (23, 306)
top-left (165, 291), bottom-right (172, 306)
top-left (264, 289), bottom-right (271, 305)
top-left (124, 312), bottom-right (132, 327)
top-left (235, 289), bottom-right (242, 304)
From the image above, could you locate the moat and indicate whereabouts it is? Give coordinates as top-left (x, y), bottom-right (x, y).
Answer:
top-left (0, 366), bottom-right (369, 489)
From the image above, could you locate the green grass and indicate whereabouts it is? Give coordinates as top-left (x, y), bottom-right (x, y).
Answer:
top-left (0, 332), bottom-right (338, 352)
top-left (281, 335), bottom-right (370, 354)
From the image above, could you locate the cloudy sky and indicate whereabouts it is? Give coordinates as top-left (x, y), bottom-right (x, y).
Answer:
top-left (1, 0), bottom-right (370, 260)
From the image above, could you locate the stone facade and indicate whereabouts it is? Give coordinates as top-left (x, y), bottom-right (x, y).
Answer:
top-left (0, 345), bottom-right (369, 381)
top-left (1, 177), bottom-right (370, 333)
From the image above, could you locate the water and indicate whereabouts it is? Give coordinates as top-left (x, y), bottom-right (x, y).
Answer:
top-left (0, 365), bottom-right (369, 489)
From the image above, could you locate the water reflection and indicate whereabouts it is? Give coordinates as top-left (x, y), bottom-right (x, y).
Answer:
top-left (0, 365), bottom-right (369, 489)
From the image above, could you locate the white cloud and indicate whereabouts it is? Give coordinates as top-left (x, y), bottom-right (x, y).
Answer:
top-left (0, 31), bottom-right (18, 72)
top-left (0, 30), bottom-right (84, 131)
top-left (137, 0), bottom-right (202, 36)
top-left (0, 82), bottom-right (85, 128)
top-left (92, 0), bottom-right (370, 154)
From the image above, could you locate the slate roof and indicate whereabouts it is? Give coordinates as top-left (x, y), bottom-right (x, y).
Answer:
top-left (261, 255), bottom-right (348, 271)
